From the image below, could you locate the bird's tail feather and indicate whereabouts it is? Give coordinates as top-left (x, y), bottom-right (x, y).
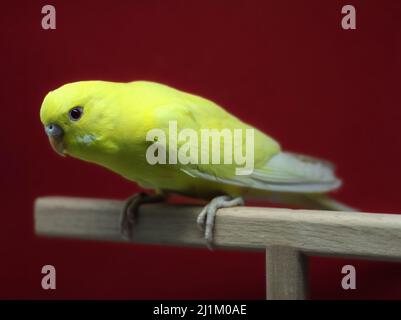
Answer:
top-left (305, 194), bottom-right (358, 212)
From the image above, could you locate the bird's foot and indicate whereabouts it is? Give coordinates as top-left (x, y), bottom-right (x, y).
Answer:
top-left (197, 195), bottom-right (244, 249)
top-left (120, 192), bottom-right (165, 240)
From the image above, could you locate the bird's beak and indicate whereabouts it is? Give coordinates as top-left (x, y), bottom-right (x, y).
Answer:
top-left (44, 124), bottom-right (66, 157)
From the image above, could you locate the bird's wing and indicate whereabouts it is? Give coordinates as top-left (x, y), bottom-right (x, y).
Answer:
top-left (146, 82), bottom-right (340, 193)
top-left (181, 151), bottom-right (341, 193)
top-left (149, 84), bottom-right (280, 180)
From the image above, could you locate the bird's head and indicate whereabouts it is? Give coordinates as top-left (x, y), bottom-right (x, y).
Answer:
top-left (40, 81), bottom-right (120, 161)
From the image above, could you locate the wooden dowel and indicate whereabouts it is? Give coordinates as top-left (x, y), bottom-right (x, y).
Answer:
top-left (35, 196), bottom-right (401, 261)
top-left (266, 247), bottom-right (308, 300)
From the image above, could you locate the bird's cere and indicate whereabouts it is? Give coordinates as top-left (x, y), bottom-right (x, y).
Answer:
top-left (45, 123), bottom-right (63, 137)
top-left (145, 120), bottom-right (255, 176)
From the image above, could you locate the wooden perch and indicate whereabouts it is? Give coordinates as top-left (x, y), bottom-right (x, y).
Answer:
top-left (35, 196), bottom-right (401, 260)
top-left (34, 196), bottom-right (401, 299)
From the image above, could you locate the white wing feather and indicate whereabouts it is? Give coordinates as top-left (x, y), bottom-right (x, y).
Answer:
top-left (181, 152), bottom-right (341, 193)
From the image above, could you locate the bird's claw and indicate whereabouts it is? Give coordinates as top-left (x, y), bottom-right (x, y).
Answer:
top-left (197, 195), bottom-right (244, 249)
top-left (120, 192), bottom-right (165, 240)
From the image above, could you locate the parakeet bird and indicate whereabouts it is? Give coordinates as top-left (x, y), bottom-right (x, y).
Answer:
top-left (40, 81), bottom-right (354, 246)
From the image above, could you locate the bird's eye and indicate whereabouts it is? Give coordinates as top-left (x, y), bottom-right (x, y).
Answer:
top-left (68, 106), bottom-right (83, 121)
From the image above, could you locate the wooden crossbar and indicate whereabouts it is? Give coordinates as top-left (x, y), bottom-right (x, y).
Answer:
top-left (34, 196), bottom-right (401, 299)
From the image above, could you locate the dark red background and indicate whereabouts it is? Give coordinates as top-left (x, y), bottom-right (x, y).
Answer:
top-left (1, 0), bottom-right (401, 299)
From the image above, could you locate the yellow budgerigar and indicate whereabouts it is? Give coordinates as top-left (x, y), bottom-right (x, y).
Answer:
top-left (40, 80), bottom-right (354, 245)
